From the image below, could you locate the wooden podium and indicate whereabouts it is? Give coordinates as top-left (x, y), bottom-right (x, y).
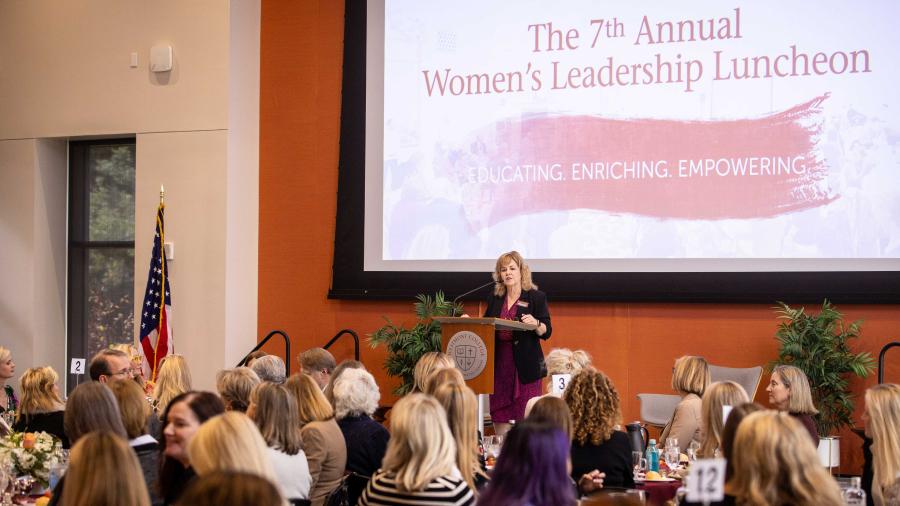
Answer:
top-left (433, 317), bottom-right (538, 395)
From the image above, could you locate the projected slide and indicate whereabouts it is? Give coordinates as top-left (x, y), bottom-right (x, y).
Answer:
top-left (369, 1), bottom-right (900, 270)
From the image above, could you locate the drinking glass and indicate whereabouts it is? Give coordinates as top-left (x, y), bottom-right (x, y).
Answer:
top-left (664, 448), bottom-right (680, 474)
top-left (631, 451), bottom-right (647, 479)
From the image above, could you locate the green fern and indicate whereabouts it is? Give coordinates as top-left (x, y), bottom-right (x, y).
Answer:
top-left (768, 300), bottom-right (875, 436)
top-left (368, 292), bottom-right (464, 395)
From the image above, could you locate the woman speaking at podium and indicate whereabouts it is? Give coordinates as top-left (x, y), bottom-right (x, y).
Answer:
top-left (484, 251), bottom-right (551, 436)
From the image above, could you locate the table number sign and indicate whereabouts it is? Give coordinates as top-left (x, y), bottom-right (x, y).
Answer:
top-left (70, 358), bottom-right (86, 375)
top-left (550, 374), bottom-right (571, 395)
top-left (685, 458), bottom-right (726, 503)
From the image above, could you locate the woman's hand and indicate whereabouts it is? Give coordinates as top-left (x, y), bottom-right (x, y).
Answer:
top-left (578, 470), bottom-right (605, 493)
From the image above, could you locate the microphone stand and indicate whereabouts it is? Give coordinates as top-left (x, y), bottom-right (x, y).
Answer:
top-left (451, 280), bottom-right (495, 317)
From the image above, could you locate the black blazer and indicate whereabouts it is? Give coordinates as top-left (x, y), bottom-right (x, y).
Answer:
top-left (483, 288), bottom-right (552, 384)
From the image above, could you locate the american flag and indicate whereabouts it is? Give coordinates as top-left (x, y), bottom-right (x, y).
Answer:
top-left (139, 203), bottom-right (172, 382)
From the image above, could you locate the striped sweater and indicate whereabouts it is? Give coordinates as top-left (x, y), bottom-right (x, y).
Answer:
top-left (359, 470), bottom-right (475, 506)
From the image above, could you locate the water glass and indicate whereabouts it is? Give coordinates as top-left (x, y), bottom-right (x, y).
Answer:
top-left (664, 448), bottom-right (680, 474)
top-left (665, 437), bottom-right (679, 452)
top-left (631, 451), bottom-right (647, 479)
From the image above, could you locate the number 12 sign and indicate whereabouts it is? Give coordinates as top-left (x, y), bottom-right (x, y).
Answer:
top-left (685, 458), bottom-right (726, 503)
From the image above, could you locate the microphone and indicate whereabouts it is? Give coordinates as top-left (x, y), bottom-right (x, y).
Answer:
top-left (451, 280), bottom-right (496, 317)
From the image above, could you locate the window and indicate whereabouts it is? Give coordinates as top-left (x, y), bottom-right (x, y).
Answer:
top-left (67, 139), bottom-right (136, 382)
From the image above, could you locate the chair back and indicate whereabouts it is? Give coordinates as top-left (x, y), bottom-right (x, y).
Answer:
top-left (346, 472), bottom-right (370, 506)
top-left (636, 393), bottom-right (680, 428)
top-left (324, 474), bottom-right (350, 506)
top-left (709, 365), bottom-right (763, 399)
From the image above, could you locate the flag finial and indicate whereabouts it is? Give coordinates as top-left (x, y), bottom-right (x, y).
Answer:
top-left (160, 185), bottom-right (165, 205)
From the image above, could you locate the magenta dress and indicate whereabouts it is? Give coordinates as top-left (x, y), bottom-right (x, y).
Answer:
top-left (490, 298), bottom-right (542, 424)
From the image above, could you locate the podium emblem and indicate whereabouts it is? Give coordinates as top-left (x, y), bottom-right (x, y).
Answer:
top-left (446, 331), bottom-right (487, 380)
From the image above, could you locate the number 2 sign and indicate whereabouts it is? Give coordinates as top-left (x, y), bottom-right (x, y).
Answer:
top-left (685, 458), bottom-right (726, 503)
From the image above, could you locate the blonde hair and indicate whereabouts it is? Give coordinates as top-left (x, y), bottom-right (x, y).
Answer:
top-left (0, 346), bottom-right (12, 363)
top-left (564, 368), bottom-right (621, 446)
top-left (671, 356), bottom-right (710, 397)
top-left (527, 396), bottom-right (573, 441)
top-left (423, 367), bottom-right (465, 395)
top-left (250, 382), bottom-right (303, 455)
top-left (61, 431), bottom-right (151, 506)
top-left (492, 250), bottom-right (536, 296)
top-left (698, 381), bottom-right (749, 458)
top-left (729, 411), bottom-right (842, 506)
top-left (18, 366), bottom-right (63, 419)
top-left (381, 393), bottom-right (458, 492)
top-left (64, 382), bottom-right (127, 443)
top-left (771, 365), bottom-right (819, 415)
top-left (412, 352), bottom-right (455, 393)
top-left (285, 373), bottom-right (334, 426)
top-left (432, 382), bottom-right (486, 492)
top-left (865, 383), bottom-right (900, 505)
top-left (152, 355), bottom-right (192, 416)
top-left (109, 343), bottom-right (139, 361)
top-left (216, 367), bottom-right (261, 412)
top-left (189, 411), bottom-right (277, 482)
top-left (109, 379), bottom-right (151, 439)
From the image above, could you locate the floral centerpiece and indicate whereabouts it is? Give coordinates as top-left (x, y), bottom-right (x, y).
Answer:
top-left (0, 432), bottom-right (63, 488)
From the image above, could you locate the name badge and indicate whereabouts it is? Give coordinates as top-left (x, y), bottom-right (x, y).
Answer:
top-left (516, 300), bottom-right (529, 308)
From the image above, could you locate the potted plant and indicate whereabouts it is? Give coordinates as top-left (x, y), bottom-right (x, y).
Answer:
top-left (769, 300), bottom-right (875, 465)
top-left (369, 292), bottom-right (462, 395)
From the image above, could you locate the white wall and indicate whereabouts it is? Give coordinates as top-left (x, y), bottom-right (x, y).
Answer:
top-left (0, 0), bottom-right (259, 391)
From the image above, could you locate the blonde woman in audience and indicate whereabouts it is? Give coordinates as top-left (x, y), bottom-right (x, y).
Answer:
top-left (152, 354), bottom-right (192, 418)
top-left (285, 373), bottom-right (348, 506)
top-left (176, 470), bottom-right (287, 506)
top-left (216, 367), bottom-right (261, 412)
top-left (360, 393), bottom-right (474, 505)
top-left (660, 355), bottom-right (710, 449)
top-left (524, 347), bottom-right (591, 417)
top-left (698, 381), bottom-right (749, 458)
top-left (109, 379), bottom-right (162, 506)
top-left (729, 410), bottom-right (842, 506)
top-left (64, 382), bottom-right (128, 443)
top-left (60, 431), bottom-right (151, 506)
top-left (0, 347), bottom-right (18, 416)
top-left (767, 364), bottom-right (820, 444)
top-left (527, 395), bottom-right (573, 440)
top-left (188, 411), bottom-right (278, 482)
top-left (423, 366), bottom-right (465, 395)
top-left (411, 351), bottom-right (455, 393)
top-left (159, 391), bottom-right (225, 504)
top-left (13, 366), bottom-right (68, 447)
top-left (864, 383), bottom-right (900, 506)
top-left (248, 382), bottom-right (312, 502)
top-left (432, 381), bottom-right (488, 492)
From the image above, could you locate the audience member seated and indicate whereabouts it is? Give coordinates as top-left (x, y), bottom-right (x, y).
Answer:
top-left (188, 411), bottom-right (279, 485)
top-left (0, 347), bottom-right (18, 416)
top-left (478, 420), bottom-right (577, 506)
top-left (299, 348), bottom-right (337, 390)
top-left (729, 411), bottom-right (843, 506)
top-left (152, 354), bottom-right (193, 421)
top-left (158, 391), bottom-right (225, 505)
top-left (767, 364), bottom-right (819, 444)
top-left (248, 382), bottom-right (312, 502)
top-left (89, 348), bottom-right (133, 384)
top-left (60, 431), bottom-right (152, 506)
top-left (411, 351), bottom-right (455, 394)
top-left (110, 379), bottom-right (163, 506)
top-left (323, 359), bottom-right (365, 405)
top-left (660, 355), bottom-right (710, 450)
top-left (252, 355), bottom-right (287, 384)
top-left (565, 368), bottom-right (634, 490)
top-left (286, 373), bottom-right (348, 506)
top-left (423, 367), bottom-right (465, 395)
top-left (698, 381), bottom-right (749, 458)
top-left (524, 348), bottom-right (592, 417)
top-left (360, 393), bottom-right (474, 505)
top-left (245, 349), bottom-right (269, 368)
top-left (526, 395), bottom-right (573, 440)
top-left (431, 381), bottom-right (488, 492)
top-left (333, 368), bottom-right (389, 479)
top-left (216, 367), bottom-right (261, 412)
top-left (864, 383), bottom-right (900, 506)
top-left (13, 366), bottom-right (68, 448)
top-left (109, 342), bottom-right (150, 392)
top-left (176, 470), bottom-right (286, 506)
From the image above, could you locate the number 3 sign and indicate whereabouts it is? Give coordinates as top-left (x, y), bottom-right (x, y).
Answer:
top-left (550, 374), bottom-right (571, 395)
top-left (686, 458), bottom-right (726, 502)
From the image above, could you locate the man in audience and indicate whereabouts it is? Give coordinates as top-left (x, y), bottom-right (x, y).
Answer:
top-left (299, 348), bottom-right (336, 390)
top-left (89, 349), bottom-right (133, 384)
top-left (251, 355), bottom-right (286, 384)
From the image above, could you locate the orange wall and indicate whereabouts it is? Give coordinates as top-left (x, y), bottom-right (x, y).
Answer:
top-left (259, 0), bottom-right (900, 473)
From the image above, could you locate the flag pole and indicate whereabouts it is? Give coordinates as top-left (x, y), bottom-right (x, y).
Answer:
top-left (160, 184), bottom-right (165, 206)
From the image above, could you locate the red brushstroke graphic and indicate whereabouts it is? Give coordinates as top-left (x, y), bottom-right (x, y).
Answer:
top-left (444, 94), bottom-right (836, 230)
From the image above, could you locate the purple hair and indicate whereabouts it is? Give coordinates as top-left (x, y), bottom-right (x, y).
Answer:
top-left (478, 421), bottom-right (576, 506)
